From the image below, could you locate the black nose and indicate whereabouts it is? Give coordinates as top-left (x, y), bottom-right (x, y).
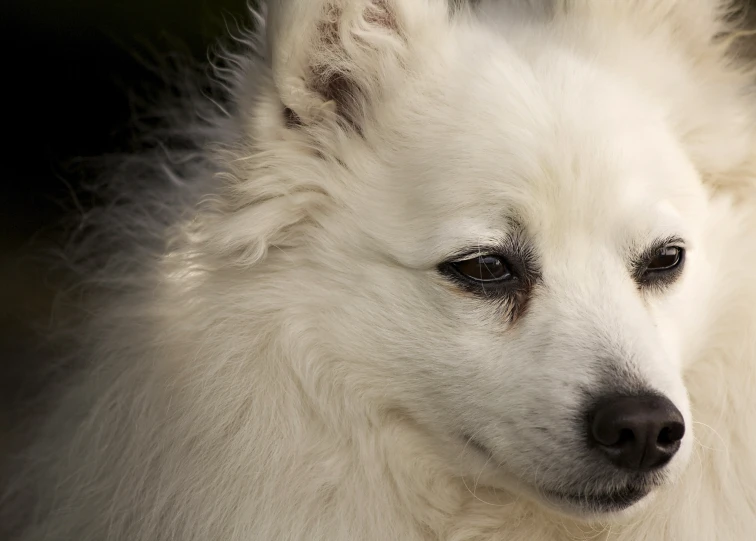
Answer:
top-left (588, 394), bottom-right (685, 472)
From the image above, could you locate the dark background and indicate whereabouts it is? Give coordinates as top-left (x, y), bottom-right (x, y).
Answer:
top-left (1, 0), bottom-right (755, 447)
top-left (0, 0), bottom-right (250, 446)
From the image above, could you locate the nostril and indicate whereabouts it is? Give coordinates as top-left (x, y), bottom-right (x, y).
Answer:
top-left (657, 426), bottom-right (674, 445)
top-left (657, 422), bottom-right (685, 447)
top-left (617, 428), bottom-right (635, 447)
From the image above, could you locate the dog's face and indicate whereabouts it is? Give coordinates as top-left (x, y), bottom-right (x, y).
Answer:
top-left (264, 0), bottom-right (715, 520)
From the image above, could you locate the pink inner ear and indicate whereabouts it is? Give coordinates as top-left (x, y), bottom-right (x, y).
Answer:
top-left (301, 6), bottom-right (360, 129)
top-left (319, 5), bottom-right (342, 47)
top-left (303, 1), bottom-right (397, 132)
top-left (315, 67), bottom-right (362, 126)
top-left (290, 0), bottom-right (405, 132)
top-left (364, 0), bottom-right (398, 31)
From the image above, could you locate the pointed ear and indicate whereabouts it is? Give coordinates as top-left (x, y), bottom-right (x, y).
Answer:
top-left (266, 0), bottom-right (442, 132)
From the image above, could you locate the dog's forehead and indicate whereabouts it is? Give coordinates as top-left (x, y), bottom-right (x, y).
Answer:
top-left (395, 46), bottom-right (684, 203)
top-left (507, 57), bottom-right (684, 162)
top-left (362, 40), bottom-right (704, 264)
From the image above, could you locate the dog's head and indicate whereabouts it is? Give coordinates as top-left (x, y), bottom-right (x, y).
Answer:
top-left (228, 0), bottom-right (734, 519)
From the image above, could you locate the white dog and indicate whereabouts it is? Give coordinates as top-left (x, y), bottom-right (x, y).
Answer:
top-left (4, 1), bottom-right (756, 540)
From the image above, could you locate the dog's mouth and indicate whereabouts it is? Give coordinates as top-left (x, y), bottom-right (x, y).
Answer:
top-left (543, 484), bottom-right (650, 512)
top-left (461, 434), bottom-right (654, 513)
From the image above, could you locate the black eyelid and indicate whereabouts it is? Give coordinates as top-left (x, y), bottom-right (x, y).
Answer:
top-left (646, 248), bottom-right (684, 271)
top-left (634, 237), bottom-right (685, 265)
top-left (446, 248), bottom-right (497, 263)
top-left (650, 236), bottom-right (686, 252)
top-left (458, 253), bottom-right (521, 277)
top-left (632, 237), bottom-right (686, 288)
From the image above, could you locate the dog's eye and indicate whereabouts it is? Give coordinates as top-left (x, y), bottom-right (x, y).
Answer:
top-left (637, 245), bottom-right (685, 288)
top-left (645, 246), bottom-right (684, 273)
top-left (452, 255), bottom-right (513, 282)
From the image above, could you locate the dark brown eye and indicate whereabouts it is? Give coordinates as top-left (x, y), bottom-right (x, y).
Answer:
top-left (452, 255), bottom-right (513, 282)
top-left (645, 246), bottom-right (684, 273)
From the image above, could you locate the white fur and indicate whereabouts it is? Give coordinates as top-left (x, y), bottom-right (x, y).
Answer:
top-left (4, 1), bottom-right (756, 540)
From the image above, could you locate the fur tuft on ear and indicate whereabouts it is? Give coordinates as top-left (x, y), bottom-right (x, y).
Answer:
top-left (266, 0), bottom-right (435, 131)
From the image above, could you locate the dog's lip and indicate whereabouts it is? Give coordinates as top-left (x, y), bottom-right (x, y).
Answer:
top-left (543, 484), bottom-right (650, 511)
top-left (461, 434), bottom-right (651, 512)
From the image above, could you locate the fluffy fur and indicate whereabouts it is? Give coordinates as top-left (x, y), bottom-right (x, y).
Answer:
top-left (3, 1), bottom-right (756, 539)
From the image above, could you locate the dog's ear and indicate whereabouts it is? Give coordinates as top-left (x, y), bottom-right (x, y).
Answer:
top-left (266, 0), bottom-right (442, 132)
